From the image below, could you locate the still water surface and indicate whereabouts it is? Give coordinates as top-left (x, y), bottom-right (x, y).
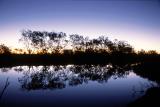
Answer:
top-left (0, 65), bottom-right (157, 107)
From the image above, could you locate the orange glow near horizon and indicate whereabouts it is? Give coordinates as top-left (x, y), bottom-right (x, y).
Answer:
top-left (0, 24), bottom-right (160, 53)
top-left (0, 0), bottom-right (160, 54)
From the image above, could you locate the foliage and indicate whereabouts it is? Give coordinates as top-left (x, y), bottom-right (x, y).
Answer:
top-left (19, 30), bottom-right (67, 54)
top-left (0, 44), bottom-right (11, 54)
top-left (19, 30), bottom-right (135, 54)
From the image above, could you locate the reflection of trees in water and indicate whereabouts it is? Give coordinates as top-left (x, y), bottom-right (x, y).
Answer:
top-left (0, 68), bottom-right (11, 73)
top-left (133, 62), bottom-right (160, 83)
top-left (15, 64), bottom-right (131, 90)
top-left (131, 81), bottom-right (157, 98)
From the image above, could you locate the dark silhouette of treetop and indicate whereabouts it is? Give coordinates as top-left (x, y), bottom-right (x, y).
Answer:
top-left (0, 44), bottom-right (11, 54)
top-left (19, 29), bottom-right (136, 55)
top-left (0, 29), bottom-right (159, 67)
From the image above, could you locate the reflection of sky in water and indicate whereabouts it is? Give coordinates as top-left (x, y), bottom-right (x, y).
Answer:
top-left (0, 66), bottom-right (157, 107)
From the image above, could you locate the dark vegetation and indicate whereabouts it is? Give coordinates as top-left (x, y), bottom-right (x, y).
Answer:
top-left (0, 30), bottom-right (160, 66)
top-left (128, 87), bottom-right (160, 107)
top-left (0, 30), bottom-right (160, 83)
top-left (129, 62), bottom-right (160, 107)
top-left (14, 65), bottom-right (130, 90)
top-left (0, 30), bottom-right (160, 107)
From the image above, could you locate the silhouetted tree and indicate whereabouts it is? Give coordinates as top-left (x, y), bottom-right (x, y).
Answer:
top-left (18, 30), bottom-right (146, 56)
top-left (20, 30), bottom-right (68, 54)
top-left (48, 32), bottom-right (67, 53)
top-left (117, 41), bottom-right (134, 54)
top-left (137, 49), bottom-right (146, 55)
top-left (69, 34), bottom-right (86, 51)
top-left (19, 30), bottom-right (33, 54)
top-left (147, 50), bottom-right (158, 55)
top-left (0, 44), bottom-right (11, 54)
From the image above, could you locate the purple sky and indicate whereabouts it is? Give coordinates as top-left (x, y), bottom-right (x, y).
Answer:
top-left (0, 0), bottom-right (160, 51)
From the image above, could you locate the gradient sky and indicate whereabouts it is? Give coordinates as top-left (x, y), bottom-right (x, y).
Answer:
top-left (0, 0), bottom-right (160, 51)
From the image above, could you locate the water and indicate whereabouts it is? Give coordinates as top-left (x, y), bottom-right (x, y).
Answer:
top-left (0, 65), bottom-right (157, 107)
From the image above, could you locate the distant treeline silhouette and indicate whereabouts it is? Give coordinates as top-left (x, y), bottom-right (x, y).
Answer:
top-left (0, 30), bottom-right (160, 66)
top-left (18, 30), bottom-right (134, 54)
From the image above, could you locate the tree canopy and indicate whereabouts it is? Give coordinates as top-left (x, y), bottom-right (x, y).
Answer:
top-left (19, 30), bottom-right (135, 54)
top-left (0, 44), bottom-right (11, 54)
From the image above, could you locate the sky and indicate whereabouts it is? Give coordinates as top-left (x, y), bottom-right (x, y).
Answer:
top-left (0, 0), bottom-right (160, 51)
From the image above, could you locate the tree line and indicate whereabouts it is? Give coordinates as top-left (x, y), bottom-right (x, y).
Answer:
top-left (0, 30), bottom-right (158, 55)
